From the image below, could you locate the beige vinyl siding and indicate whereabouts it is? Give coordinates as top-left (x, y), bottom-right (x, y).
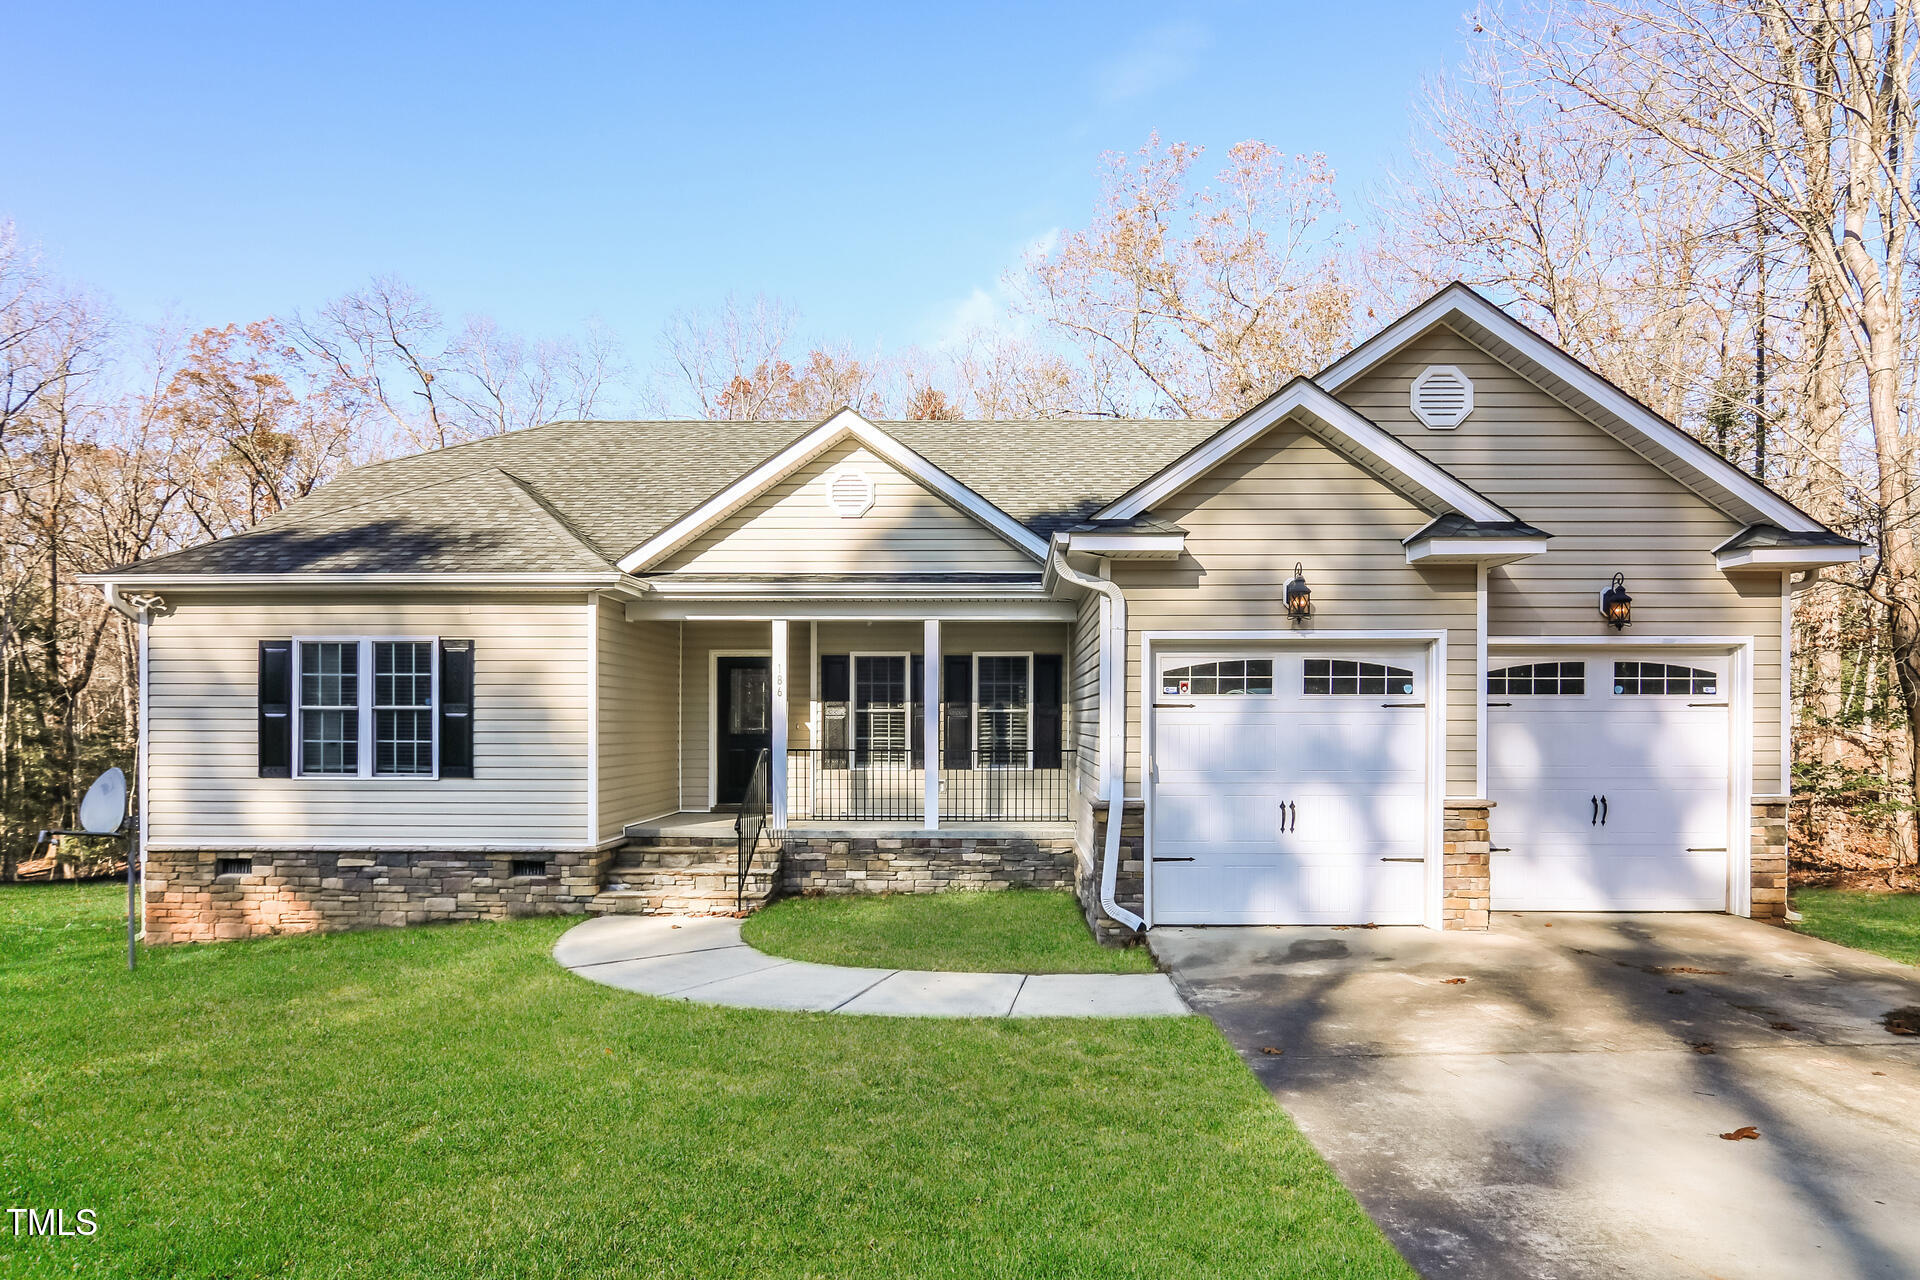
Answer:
top-left (657, 439), bottom-right (1038, 575)
top-left (1337, 326), bottom-right (1784, 792)
top-left (1072, 592), bottom-right (1102, 802)
top-left (1114, 418), bottom-right (1481, 794)
top-left (595, 600), bottom-right (679, 840)
top-left (146, 593), bottom-right (591, 848)
top-left (676, 619), bottom-right (1075, 808)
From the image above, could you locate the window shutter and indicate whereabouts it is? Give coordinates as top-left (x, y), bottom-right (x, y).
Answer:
top-left (910, 654), bottom-right (926, 768)
top-left (439, 639), bottom-right (475, 778)
top-left (942, 654), bottom-right (972, 769)
top-left (820, 654), bottom-right (849, 766)
top-left (258, 640), bottom-right (292, 777)
top-left (1034, 654), bottom-right (1063, 769)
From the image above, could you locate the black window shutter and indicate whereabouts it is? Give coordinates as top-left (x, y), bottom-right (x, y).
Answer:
top-left (910, 655), bottom-right (927, 767)
top-left (820, 654), bottom-right (849, 766)
top-left (258, 640), bottom-right (292, 778)
top-left (1034, 654), bottom-right (1064, 769)
top-left (439, 639), bottom-right (475, 778)
top-left (943, 654), bottom-right (972, 769)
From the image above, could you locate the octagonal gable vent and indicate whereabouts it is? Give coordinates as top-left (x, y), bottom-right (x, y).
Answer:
top-left (1411, 365), bottom-right (1474, 429)
top-left (824, 466), bottom-right (876, 517)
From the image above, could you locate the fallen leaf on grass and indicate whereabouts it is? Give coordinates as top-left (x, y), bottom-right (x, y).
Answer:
top-left (1691, 1041), bottom-right (1717, 1055)
top-left (1441, 977), bottom-right (1468, 985)
top-left (1719, 1126), bottom-right (1761, 1141)
top-left (1259, 1046), bottom-right (1284, 1056)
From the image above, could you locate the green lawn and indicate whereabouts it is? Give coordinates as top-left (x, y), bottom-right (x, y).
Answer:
top-left (741, 888), bottom-right (1158, 974)
top-left (1792, 888), bottom-right (1920, 965)
top-left (0, 883), bottom-right (1409, 1279)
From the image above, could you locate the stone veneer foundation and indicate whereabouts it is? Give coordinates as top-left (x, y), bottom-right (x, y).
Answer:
top-left (1442, 802), bottom-right (1493, 931)
top-left (1074, 802), bottom-right (1144, 946)
top-left (142, 847), bottom-right (614, 945)
top-left (1750, 798), bottom-right (1788, 922)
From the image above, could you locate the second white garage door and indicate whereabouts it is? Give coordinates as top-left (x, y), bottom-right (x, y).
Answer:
top-left (1488, 654), bottom-right (1732, 911)
top-left (1150, 649), bottom-right (1430, 926)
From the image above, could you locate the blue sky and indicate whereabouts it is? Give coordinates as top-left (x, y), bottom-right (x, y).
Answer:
top-left (9, 2), bottom-right (1473, 356)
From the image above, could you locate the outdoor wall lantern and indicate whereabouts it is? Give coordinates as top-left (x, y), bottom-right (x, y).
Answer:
top-left (1599, 572), bottom-right (1633, 630)
top-left (1284, 563), bottom-right (1313, 622)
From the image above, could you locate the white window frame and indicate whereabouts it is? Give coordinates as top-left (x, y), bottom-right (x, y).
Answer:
top-left (1156, 655), bottom-right (1279, 699)
top-left (972, 651), bottom-right (1034, 770)
top-left (851, 651), bottom-right (913, 768)
top-left (293, 636), bottom-right (440, 781)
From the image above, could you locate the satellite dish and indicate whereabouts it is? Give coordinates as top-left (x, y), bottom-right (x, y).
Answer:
top-left (79, 768), bottom-right (127, 835)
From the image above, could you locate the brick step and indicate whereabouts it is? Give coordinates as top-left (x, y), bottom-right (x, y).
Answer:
top-left (588, 870), bottom-right (777, 917)
top-left (611, 844), bottom-right (755, 873)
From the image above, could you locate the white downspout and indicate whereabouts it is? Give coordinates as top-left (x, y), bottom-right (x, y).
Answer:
top-left (1048, 538), bottom-right (1145, 934)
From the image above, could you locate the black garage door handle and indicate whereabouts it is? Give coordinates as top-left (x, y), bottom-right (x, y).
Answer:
top-left (1152, 856), bottom-right (1196, 863)
top-left (1600, 795), bottom-right (1608, 826)
top-left (1591, 795), bottom-right (1599, 825)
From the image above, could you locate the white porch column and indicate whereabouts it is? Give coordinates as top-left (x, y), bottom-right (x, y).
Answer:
top-left (770, 618), bottom-right (789, 829)
top-left (923, 618), bottom-right (941, 829)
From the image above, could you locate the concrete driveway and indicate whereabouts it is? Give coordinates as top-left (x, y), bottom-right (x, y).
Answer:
top-left (1152, 913), bottom-right (1920, 1280)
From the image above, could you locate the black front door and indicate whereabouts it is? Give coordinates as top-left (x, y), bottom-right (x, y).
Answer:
top-left (715, 656), bottom-right (772, 807)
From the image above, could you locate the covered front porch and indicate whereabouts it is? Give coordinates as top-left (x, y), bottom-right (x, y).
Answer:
top-left (610, 600), bottom-right (1085, 835)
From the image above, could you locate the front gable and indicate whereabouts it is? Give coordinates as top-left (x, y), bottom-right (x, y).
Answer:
top-left (653, 435), bottom-right (1043, 577)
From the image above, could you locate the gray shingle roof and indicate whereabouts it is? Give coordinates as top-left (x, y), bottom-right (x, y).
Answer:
top-left (110, 418), bottom-right (1228, 578)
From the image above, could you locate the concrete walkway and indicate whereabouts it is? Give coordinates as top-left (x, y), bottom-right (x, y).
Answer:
top-left (554, 914), bottom-right (1188, 1017)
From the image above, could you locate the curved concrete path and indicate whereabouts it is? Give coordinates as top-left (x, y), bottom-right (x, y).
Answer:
top-left (554, 914), bottom-right (1187, 1017)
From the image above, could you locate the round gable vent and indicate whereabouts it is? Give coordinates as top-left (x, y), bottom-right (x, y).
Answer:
top-left (1411, 365), bottom-right (1474, 429)
top-left (824, 466), bottom-right (876, 517)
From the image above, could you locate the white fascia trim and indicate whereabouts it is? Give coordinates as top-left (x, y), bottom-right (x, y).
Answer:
top-left (79, 572), bottom-right (634, 592)
top-left (143, 841), bottom-right (612, 853)
top-left (616, 408), bottom-right (1048, 572)
top-left (1319, 285), bottom-right (1825, 534)
top-left (1061, 531), bottom-right (1188, 558)
top-left (1095, 380), bottom-right (1507, 524)
top-left (1488, 634), bottom-right (1751, 648)
top-left (1404, 537), bottom-right (1549, 565)
top-left (627, 598), bottom-right (1076, 623)
top-left (639, 578), bottom-right (1049, 598)
top-left (1716, 545), bottom-right (1864, 571)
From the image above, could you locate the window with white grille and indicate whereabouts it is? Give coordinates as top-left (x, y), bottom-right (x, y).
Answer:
top-left (1411, 365), bottom-right (1474, 429)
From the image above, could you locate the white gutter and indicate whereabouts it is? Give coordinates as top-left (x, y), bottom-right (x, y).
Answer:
top-left (1047, 536), bottom-right (1146, 935)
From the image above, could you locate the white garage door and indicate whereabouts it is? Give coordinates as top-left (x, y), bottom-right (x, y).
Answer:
top-left (1488, 655), bottom-right (1731, 911)
top-left (1150, 650), bottom-right (1429, 926)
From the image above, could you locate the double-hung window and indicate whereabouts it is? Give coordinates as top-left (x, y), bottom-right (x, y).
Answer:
top-left (296, 638), bottom-right (438, 778)
top-left (974, 654), bottom-right (1032, 768)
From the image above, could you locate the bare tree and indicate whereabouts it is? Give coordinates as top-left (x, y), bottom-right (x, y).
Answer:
top-left (1024, 135), bottom-right (1354, 416)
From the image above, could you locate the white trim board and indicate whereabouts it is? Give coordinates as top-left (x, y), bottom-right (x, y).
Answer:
top-left (1317, 283), bottom-right (1827, 535)
top-left (1095, 380), bottom-right (1509, 525)
top-left (618, 408), bottom-right (1048, 572)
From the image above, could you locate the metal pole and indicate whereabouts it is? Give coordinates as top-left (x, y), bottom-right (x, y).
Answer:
top-left (126, 839), bottom-right (136, 971)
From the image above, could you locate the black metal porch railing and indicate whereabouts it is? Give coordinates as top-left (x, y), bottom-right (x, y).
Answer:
top-left (785, 748), bottom-right (1070, 823)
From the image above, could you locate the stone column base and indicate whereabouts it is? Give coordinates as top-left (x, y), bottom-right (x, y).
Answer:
top-left (1750, 799), bottom-right (1788, 922)
top-left (1443, 802), bottom-right (1493, 930)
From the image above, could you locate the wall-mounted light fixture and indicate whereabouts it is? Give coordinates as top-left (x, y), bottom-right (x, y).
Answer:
top-left (1284, 563), bottom-right (1313, 623)
top-left (1599, 572), bottom-right (1633, 630)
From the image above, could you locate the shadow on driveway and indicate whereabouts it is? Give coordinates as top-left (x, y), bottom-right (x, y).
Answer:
top-left (1152, 912), bottom-right (1920, 1280)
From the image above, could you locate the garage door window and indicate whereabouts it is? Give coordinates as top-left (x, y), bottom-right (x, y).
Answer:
top-left (1161, 659), bottom-right (1274, 697)
top-left (1304, 659), bottom-right (1414, 696)
top-left (1488, 661), bottom-right (1584, 695)
top-left (1613, 661), bottom-right (1718, 696)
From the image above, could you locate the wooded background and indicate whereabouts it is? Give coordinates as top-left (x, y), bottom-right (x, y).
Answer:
top-left (5, 0), bottom-right (1914, 881)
